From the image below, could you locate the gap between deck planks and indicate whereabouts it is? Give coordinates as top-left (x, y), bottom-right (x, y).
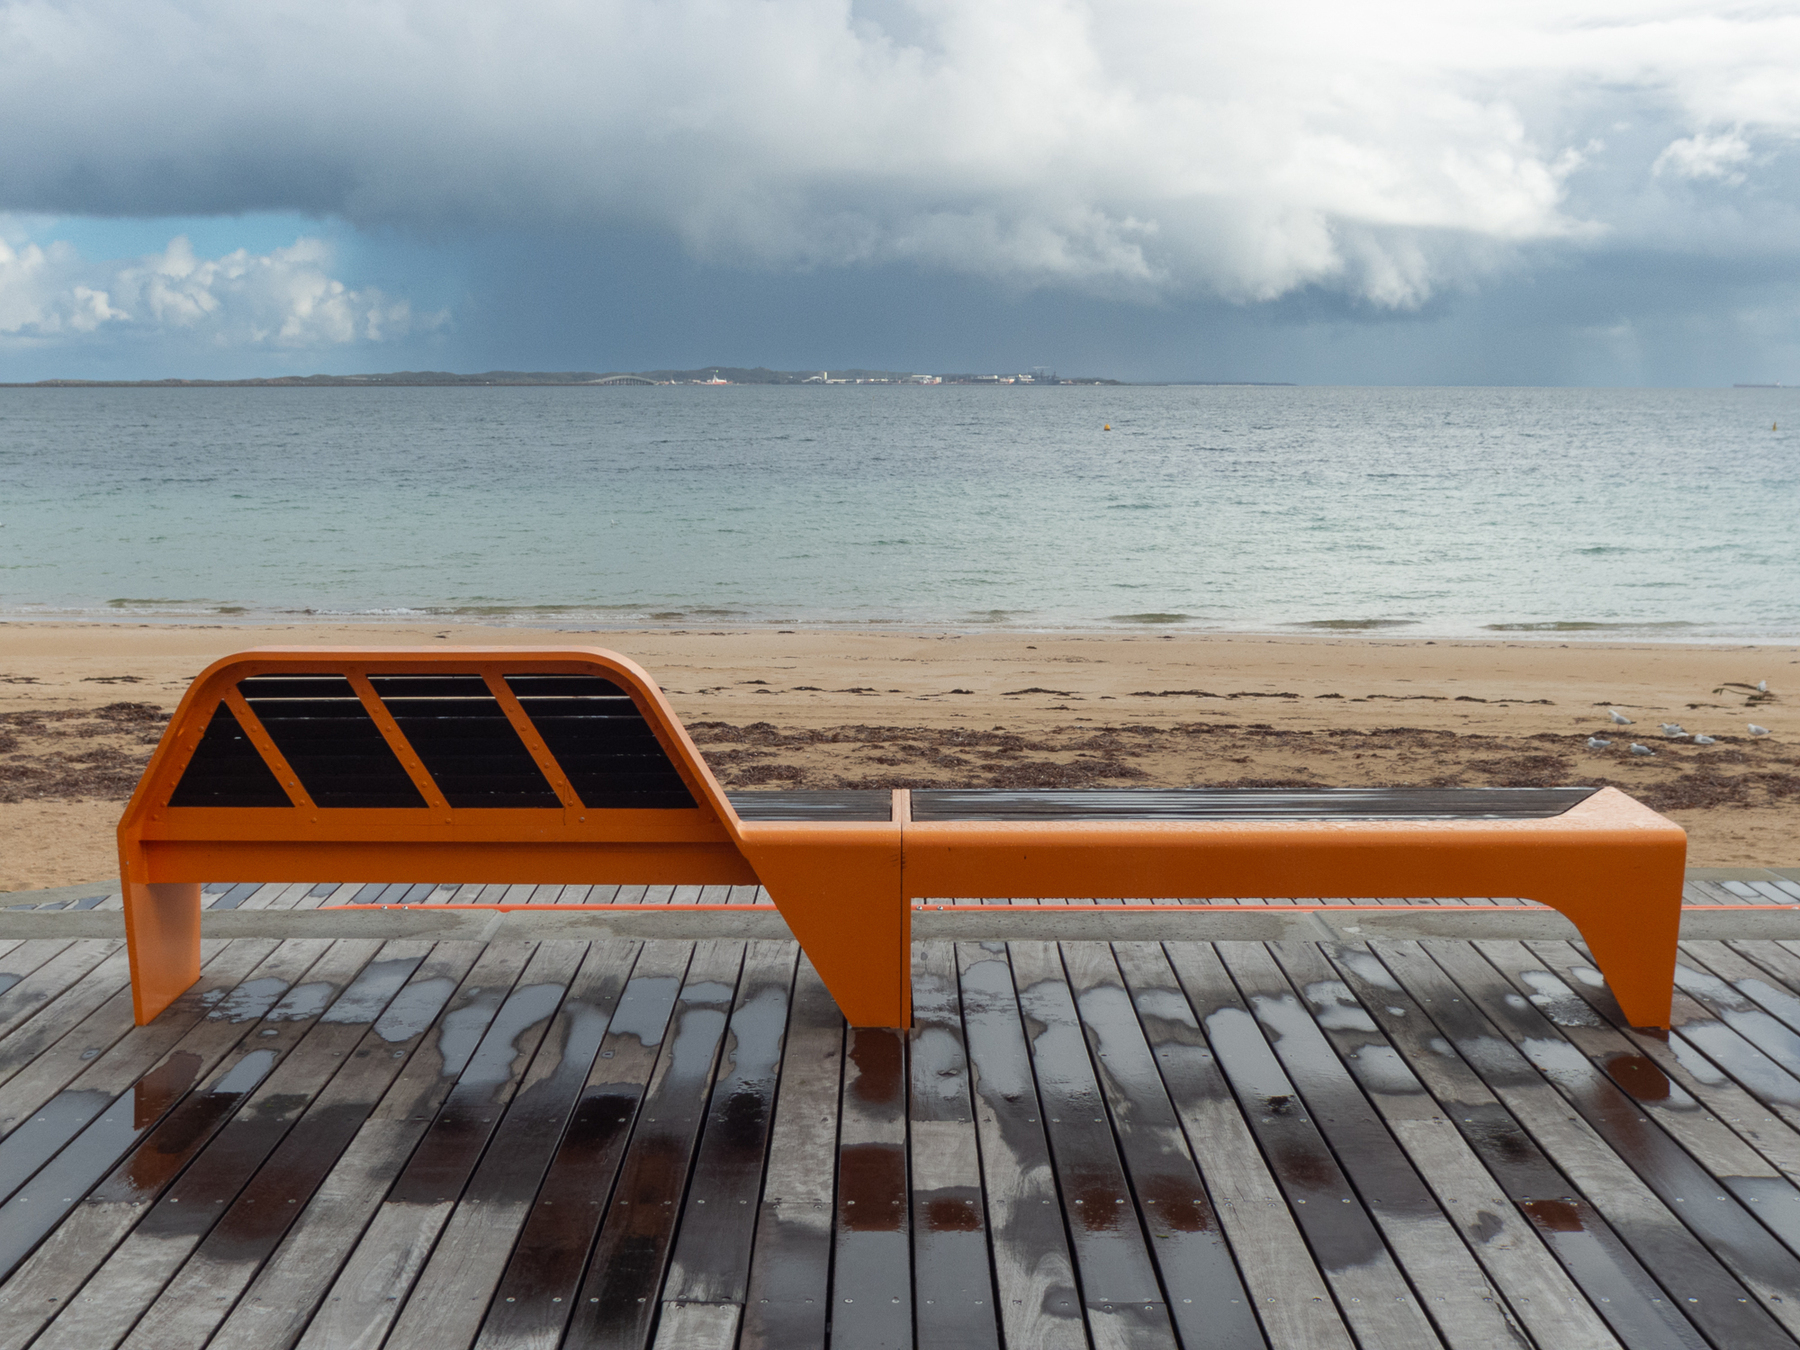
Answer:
top-left (7, 934), bottom-right (1800, 1346)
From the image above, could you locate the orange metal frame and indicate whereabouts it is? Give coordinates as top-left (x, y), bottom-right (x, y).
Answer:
top-left (119, 647), bottom-right (1687, 1030)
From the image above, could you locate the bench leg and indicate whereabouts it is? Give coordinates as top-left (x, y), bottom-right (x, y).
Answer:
top-left (741, 830), bottom-right (909, 1027)
top-left (1537, 868), bottom-right (1682, 1029)
top-left (123, 881), bottom-right (202, 1025)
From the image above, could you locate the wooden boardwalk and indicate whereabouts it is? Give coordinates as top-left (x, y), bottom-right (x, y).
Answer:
top-left (11, 869), bottom-right (1799, 913)
top-left (5, 927), bottom-right (1800, 1347)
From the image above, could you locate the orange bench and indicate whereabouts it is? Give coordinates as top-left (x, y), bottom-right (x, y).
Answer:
top-left (119, 646), bottom-right (1687, 1029)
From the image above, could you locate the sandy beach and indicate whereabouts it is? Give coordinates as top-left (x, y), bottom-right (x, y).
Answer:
top-left (2, 620), bottom-right (1794, 890)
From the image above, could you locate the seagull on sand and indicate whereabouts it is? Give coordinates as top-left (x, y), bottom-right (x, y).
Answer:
top-left (1607, 708), bottom-right (1633, 725)
top-left (1629, 743), bottom-right (1655, 756)
top-left (1586, 736), bottom-right (1612, 750)
top-left (1660, 722), bottom-right (1687, 737)
top-left (1694, 734), bottom-right (1717, 745)
top-left (1758, 680), bottom-right (1769, 693)
top-left (1749, 724), bottom-right (1772, 737)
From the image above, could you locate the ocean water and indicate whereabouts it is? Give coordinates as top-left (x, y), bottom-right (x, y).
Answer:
top-left (1, 384), bottom-right (1795, 640)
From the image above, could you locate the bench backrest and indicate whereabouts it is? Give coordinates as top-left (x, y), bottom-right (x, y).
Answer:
top-left (121, 647), bottom-right (753, 882)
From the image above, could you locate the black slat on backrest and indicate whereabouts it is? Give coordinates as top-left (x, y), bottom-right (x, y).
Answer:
top-left (506, 674), bottom-right (695, 809)
top-left (239, 675), bottom-right (426, 809)
top-left (168, 704), bottom-right (293, 807)
top-left (369, 675), bottom-right (560, 808)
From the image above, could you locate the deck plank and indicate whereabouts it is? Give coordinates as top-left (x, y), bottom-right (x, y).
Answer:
top-left (0, 939), bottom-right (305, 1198)
top-left (0, 944), bottom-right (135, 1096)
top-left (738, 955), bottom-right (841, 1350)
top-left (1435, 938), bottom-right (1800, 1340)
top-left (471, 940), bottom-right (695, 1350)
top-left (559, 938), bottom-right (744, 1350)
top-left (0, 940), bottom-right (84, 1027)
top-left (655, 940), bottom-right (797, 1346)
top-left (832, 1022), bottom-right (912, 1349)
top-left (1112, 941), bottom-right (1354, 1350)
top-left (955, 940), bottom-right (1088, 1349)
top-left (1263, 939), bottom-right (1622, 1350)
top-left (1217, 939), bottom-right (1539, 1349)
top-left (22, 938), bottom-right (408, 1350)
top-left (1325, 940), bottom-right (1708, 1350)
top-left (115, 939), bottom-right (483, 1350)
top-left (1372, 938), bottom-right (1800, 1349)
top-left (1524, 937), bottom-right (1800, 1180)
top-left (384, 940), bottom-right (642, 1349)
top-left (287, 939), bottom-right (586, 1350)
top-left (1010, 939), bottom-right (1180, 1350)
top-left (1163, 940), bottom-right (1449, 1350)
top-left (0, 939), bottom-right (464, 1350)
top-left (1059, 942), bottom-right (1266, 1349)
top-left (908, 941), bottom-right (1002, 1350)
top-left (206, 943), bottom-right (532, 1350)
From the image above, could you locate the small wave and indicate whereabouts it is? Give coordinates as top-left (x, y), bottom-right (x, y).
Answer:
top-left (1106, 612), bottom-right (1193, 624)
top-left (1292, 619), bottom-right (1420, 630)
top-left (1483, 620), bottom-right (1704, 632)
top-left (418, 602), bottom-right (643, 616)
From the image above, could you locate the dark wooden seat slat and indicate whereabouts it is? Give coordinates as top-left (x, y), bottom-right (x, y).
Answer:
top-left (910, 786), bottom-right (1599, 821)
top-left (726, 789), bottom-right (894, 820)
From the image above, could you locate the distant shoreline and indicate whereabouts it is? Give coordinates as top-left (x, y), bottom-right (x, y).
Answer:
top-left (0, 368), bottom-right (1306, 389)
top-left (0, 366), bottom-right (1152, 388)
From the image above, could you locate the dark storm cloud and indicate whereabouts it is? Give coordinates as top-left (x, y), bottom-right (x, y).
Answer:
top-left (1, 0), bottom-right (1798, 377)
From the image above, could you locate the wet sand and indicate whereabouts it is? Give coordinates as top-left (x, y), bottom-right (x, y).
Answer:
top-left (3, 621), bottom-right (1794, 889)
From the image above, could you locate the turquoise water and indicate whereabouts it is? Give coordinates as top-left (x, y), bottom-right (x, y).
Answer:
top-left (1, 384), bottom-right (1795, 639)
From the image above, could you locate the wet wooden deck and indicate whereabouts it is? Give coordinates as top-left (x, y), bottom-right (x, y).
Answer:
top-left (5, 929), bottom-right (1800, 1347)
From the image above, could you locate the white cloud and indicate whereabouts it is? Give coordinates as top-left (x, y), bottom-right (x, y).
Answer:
top-left (0, 227), bottom-right (443, 347)
top-left (0, 0), bottom-right (1798, 310)
top-left (1654, 130), bottom-right (1753, 182)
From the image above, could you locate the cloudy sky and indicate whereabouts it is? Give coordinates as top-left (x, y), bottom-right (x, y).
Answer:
top-left (1, 0), bottom-right (1797, 383)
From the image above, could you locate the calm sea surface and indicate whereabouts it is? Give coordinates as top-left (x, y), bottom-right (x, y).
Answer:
top-left (2, 385), bottom-right (1795, 640)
